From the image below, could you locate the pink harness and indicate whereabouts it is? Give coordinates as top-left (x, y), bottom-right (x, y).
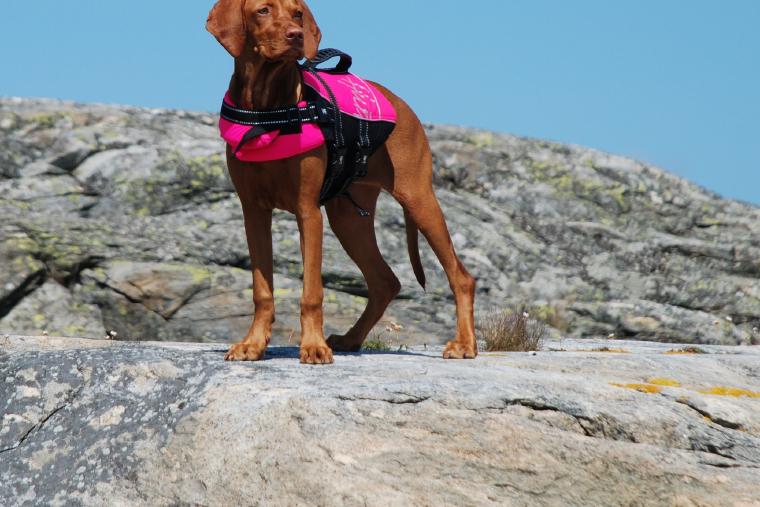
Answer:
top-left (219, 69), bottom-right (397, 162)
top-left (217, 49), bottom-right (398, 209)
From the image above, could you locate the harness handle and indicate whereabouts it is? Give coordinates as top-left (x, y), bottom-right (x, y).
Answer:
top-left (303, 48), bottom-right (353, 73)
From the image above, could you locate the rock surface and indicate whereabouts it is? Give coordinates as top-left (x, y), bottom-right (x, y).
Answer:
top-left (1, 336), bottom-right (759, 506)
top-left (1, 97), bottom-right (759, 346)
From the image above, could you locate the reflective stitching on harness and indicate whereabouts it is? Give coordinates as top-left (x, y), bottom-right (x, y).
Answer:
top-left (223, 104), bottom-right (293, 115)
top-left (220, 116), bottom-right (318, 127)
top-left (306, 67), bottom-right (345, 147)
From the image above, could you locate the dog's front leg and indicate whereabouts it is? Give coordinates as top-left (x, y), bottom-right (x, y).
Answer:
top-left (296, 206), bottom-right (334, 365)
top-left (225, 208), bottom-right (274, 361)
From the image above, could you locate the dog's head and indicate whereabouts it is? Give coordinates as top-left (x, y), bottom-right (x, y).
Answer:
top-left (206, 0), bottom-right (321, 61)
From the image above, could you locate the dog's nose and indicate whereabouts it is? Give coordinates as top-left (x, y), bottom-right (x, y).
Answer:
top-left (286, 27), bottom-right (304, 41)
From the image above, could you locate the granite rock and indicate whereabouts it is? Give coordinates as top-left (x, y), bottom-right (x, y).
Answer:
top-left (1, 98), bottom-right (759, 346)
top-left (1, 336), bottom-right (759, 506)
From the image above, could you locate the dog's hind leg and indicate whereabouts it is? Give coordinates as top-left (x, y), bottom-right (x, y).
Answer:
top-left (325, 185), bottom-right (401, 352)
top-left (380, 107), bottom-right (478, 359)
top-left (394, 185), bottom-right (477, 359)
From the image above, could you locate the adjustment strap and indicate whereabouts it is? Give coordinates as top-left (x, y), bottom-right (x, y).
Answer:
top-left (233, 125), bottom-right (268, 156)
top-left (343, 191), bottom-right (371, 217)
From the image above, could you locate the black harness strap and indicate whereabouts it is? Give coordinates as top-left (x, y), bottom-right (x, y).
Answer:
top-left (301, 50), bottom-right (373, 212)
top-left (220, 102), bottom-right (334, 140)
top-left (221, 102), bottom-right (320, 127)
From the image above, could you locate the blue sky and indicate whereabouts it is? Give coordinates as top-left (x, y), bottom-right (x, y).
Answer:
top-left (1, 1), bottom-right (758, 205)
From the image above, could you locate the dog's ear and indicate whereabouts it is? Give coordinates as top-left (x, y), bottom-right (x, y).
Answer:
top-left (301, 2), bottom-right (321, 60)
top-left (206, 0), bottom-right (247, 58)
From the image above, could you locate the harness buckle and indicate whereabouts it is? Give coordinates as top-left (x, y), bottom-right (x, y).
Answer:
top-left (332, 145), bottom-right (347, 167)
top-left (315, 104), bottom-right (335, 124)
top-left (354, 145), bottom-right (372, 178)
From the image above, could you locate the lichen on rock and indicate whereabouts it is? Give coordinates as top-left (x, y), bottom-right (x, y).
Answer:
top-left (1, 98), bottom-right (759, 347)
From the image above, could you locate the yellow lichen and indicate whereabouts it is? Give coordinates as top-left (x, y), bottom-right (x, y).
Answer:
top-left (608, 185), bottom-right (629, 210)
top-left (698, 387), bottom-right (760, 398)
top-left (648, 377), bottom-right (681, 387)
top-left (180, 265), bottom-right (211, 284)
top-left (62, 325), bottom-right (86, 337)
top-left (469, 132), bottom-right (494, 148)
top-left (29, 112), bottom-right (68, 129)
top-left (610, 383), bottom-right (663, 394)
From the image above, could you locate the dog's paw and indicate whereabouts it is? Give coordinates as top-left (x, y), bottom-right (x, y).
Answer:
top-left (443, 340), bottom-right (478, 360)
top-left (300, 343), bottom-right (334, 365)
top-left (225, 342), bottom-right (267, 361)
top-left (326, 334), bottom-right (363, 353)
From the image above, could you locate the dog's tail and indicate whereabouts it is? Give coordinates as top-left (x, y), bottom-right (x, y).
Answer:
top-left (404, 210), bottom-right (426, 290)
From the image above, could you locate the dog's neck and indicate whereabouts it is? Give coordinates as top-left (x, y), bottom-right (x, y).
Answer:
top-left (230, 55), bottom-right (302, 110)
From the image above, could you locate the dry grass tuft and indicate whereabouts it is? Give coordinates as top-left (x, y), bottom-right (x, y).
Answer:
top-left (477, 308), bottom-right (546, 352)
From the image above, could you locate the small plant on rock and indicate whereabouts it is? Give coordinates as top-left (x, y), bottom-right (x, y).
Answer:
top-left (362, 321), bottom-right (407, 352)
top-left (477, 308), bottom-right (546, 352)
top-left (361, 333), bottom-right (393, 352)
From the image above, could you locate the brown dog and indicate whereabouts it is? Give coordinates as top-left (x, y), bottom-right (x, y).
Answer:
top-left (206, 0), bottom-right (476, 364)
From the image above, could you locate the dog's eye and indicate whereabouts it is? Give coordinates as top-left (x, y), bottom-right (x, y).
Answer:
top-left (257, 7), bottom-right (270, 15)
top-left (294, 10), bottom-right (303, 19)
